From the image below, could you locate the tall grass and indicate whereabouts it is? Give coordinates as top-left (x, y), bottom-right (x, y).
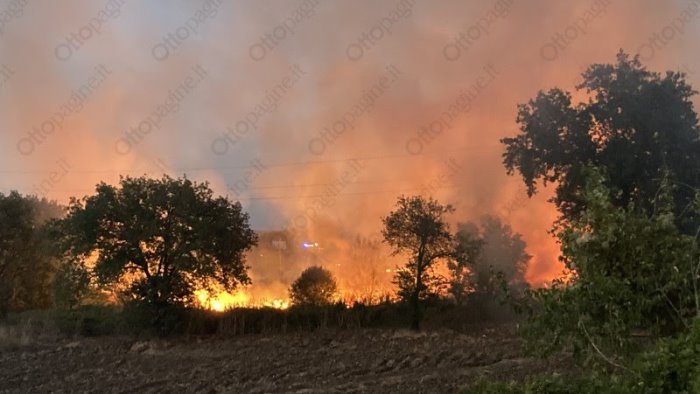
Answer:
top-left (0, 297), bottom-right (518, 342)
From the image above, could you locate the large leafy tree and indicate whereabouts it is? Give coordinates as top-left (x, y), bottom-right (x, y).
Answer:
top-left (0, 192), bottom-right (63, 316)
top-left (54, 176), bottom-right (257, 308)
top-left (502, 51), bottom-right (700, 235)
top-left (382, 196), bottom-right (454, 330)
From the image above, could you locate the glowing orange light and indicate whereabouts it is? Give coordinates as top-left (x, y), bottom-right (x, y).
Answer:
top-left (195, 289), bottom-right (250, 312)
top-left (263, 298), bottom-right (290, 310)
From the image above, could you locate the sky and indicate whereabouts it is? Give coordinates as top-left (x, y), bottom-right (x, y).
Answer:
top-left (1, 0), bottom-right (699, 286)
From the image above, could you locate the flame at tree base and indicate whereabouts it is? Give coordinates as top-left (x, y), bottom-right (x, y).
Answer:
top-left (194, 289), bottom-right (290, 311)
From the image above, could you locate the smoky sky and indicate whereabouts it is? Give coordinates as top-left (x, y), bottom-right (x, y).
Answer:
top-left (1, 0), bottom-right (699, 284)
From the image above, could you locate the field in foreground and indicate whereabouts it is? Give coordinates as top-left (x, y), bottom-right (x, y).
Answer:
top-left (0, 326), bottom-right (570, 393)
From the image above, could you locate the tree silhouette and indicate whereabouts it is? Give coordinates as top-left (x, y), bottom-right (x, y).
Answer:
top-left (502, 51), bottom-right (700, 235)
top-left (382, 196), bottom-right (454, 330)
top-left (449, 216), bottom-right (530, 302)
top-left (53, 176), bottom-right (257, 310)
top-left (448, 223), bottom-right (483, 304)
top-left (289, 266), bottom-right (338, 306)
top-left (0, 192), bottom-right (62, 316)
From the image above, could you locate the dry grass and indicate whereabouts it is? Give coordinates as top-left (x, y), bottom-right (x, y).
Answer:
top-left (0, 320), bottom-right (36, 349)
top-left (0, 312), bottom-right (64, 350)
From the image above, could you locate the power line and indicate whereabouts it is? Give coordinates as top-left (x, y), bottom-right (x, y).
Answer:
top-left (0, 145), bottom-right (500, 174)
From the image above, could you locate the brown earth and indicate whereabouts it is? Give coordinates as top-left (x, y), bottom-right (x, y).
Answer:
top-left (0, 327), bottom-right (570, 393)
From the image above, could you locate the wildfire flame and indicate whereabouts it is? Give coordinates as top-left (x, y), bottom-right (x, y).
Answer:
top-left (195, 289), bottom-right (250, 312)
top-left (262, 299), bottom-right (291, 310)
top-left (194, 289), bottom-right (290, 311)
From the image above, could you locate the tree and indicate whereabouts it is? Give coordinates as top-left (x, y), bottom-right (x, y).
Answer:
top-left (448, 224), bottom-right (484, 304)
top-left (524, 167), bottom-right (699, 363)
top-left (289, 266), bottom-right (338, 306)
top-left (52, 258), bottom-right (91, 310)
top-left (54, 176), bottom-right (257, 310)
top-left (382, 196), bottom-right (454, 330)
top-left (449, 217), bottom-right (530, 303)
top-left (0, 192), bottom-right (63, 316)
top-left (502, 51), bottom-right (700, 236)
top-left (477, 216), bottom-right (530, 295)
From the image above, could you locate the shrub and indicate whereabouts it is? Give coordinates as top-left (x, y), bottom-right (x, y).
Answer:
top-left (289, 266), bottom-right (338, 306)
top-left (463, 318), bottom-right (700, 393)
top-left (521, 168), bottom-right (698, 362)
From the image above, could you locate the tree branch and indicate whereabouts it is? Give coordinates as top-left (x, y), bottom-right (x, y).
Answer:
top-left (579, 319), bottom-right (640, 378)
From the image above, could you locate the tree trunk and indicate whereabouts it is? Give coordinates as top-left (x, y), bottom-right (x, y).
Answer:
top-left (411, 280), bottom-right (421, 331)
top-left (411, 239), bottom-right (427, 331)
top-left (411, 250), bottom-right (425, 331)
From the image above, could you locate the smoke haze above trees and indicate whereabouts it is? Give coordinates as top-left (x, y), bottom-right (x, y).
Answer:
top-left (4, 1), bottom-right (698, 287)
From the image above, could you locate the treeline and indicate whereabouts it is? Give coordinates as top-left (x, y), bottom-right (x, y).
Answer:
top-left (0, 181), bottom-right (529, 329)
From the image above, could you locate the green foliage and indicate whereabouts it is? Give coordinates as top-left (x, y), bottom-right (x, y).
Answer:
top-left (289, 266), bottom-right (338, 306)
top-left (484, 52), bottom-right (700, 394)
top-left (629, 318), bottom-right (700, 393)
top-left (523, 167), bottom-right (698, 363)
top-left (53, 175), bottom-right (258, 309)
top-left (382, 195), bottom-right (454, 329)
top-left (502, 51), bottom-right (700, 236)
top-left (464, 319), bottom-right (700, 393)
top-left (463, 374), bottom-right (616, 394)
top-left (0, 192), bottom-right (63, 316)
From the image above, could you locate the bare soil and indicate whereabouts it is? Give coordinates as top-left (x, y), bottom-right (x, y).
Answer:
top-left (0, 326), bottom-right (569, 393)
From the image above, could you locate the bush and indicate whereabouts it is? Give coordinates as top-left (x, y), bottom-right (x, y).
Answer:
top-left (520, 169), bottom-right (698, 362)
top-left (289, 266), bottom-right (338, 306)
top-left (51, 305), bottom-right (122, 337)
top-left (121, 302), bottom-right (189, 337)
top-left (464, 318), bottom-right (700, 393)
